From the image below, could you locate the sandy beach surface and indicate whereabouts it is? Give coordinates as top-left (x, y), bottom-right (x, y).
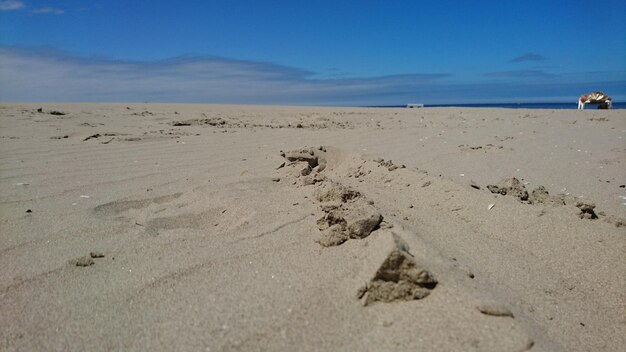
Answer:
top-left (1, 103), bottom-right (624, 351)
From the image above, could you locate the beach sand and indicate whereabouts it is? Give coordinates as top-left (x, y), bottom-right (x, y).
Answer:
top-left (1, 103), bottom-right (624, 351)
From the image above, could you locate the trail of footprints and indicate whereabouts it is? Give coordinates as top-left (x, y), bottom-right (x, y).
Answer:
top-left (276, 147), bottom-right (442, 306)
top-left (276, 146), bottom-right (624, 307)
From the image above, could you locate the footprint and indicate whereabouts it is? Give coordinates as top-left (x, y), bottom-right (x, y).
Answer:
top-left (94, 193), bottom-right (183, 216)
top-left (143, 210), bottom-right (220, 236)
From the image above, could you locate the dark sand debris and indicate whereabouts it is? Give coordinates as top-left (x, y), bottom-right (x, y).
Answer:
top-left (576, 202), bottom-right (598, 220)
top-left (487, 177), bottom-right (528, 201)
top-left (90, 252), bottom-right (105, 258)
top-left (75, 256), bottom-right (95, 267)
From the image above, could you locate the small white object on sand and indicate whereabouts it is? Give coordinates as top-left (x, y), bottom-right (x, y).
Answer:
top-left (488, 203), bottom-right (495, 210)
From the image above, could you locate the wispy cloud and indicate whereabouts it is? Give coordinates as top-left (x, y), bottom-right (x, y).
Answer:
top-left (0, 46), bottom-right (450, 104)
top-left (0, 46), bottom-right (623, 104)
top-left (484, 69), bottom-right (556, 78)
top-left (0, 2), bottom-right (64, 14)
top-left (0, 0), bottom-right (23, 11)
top-left (31, 6), bottom-right (64, 15)
top-left (509, 53), bottom-right (546, 63)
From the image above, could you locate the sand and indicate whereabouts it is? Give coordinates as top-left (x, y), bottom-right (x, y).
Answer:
top-left (1, 103), bottom-right (624, 351)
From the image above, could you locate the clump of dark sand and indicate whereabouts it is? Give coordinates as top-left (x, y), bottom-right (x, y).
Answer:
top-left (487, 177), bottom-right (528, 201)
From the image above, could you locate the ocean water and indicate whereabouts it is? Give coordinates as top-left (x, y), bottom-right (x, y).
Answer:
top-left (368, 102), bottom-right (625, 109)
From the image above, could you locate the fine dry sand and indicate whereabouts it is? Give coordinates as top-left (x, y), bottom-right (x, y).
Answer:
top-left (1, 103), bottom-right (625, 351)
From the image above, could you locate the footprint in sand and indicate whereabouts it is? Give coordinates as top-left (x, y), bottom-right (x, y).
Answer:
top-left (93, 192), bottom-right (183, 216)
top-left (143, 210), bottom-right (222, 236)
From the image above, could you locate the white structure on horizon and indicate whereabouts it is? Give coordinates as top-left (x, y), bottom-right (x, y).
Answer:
top-left (406, 103), bottom-right (424, 108)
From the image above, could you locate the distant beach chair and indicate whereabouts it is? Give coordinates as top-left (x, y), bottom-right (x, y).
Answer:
top-left (578, 92), bottom-right (612, 110)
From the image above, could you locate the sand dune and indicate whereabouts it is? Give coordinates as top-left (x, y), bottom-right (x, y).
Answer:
top-left (1, 103), bottom-right (624, 351)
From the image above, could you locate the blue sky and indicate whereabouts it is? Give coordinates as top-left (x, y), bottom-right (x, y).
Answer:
top-left (1, 0), bottom-right (625, 105)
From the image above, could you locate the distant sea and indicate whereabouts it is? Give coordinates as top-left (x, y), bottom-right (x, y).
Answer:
top-left (366, 102), bottom-right (625, 109)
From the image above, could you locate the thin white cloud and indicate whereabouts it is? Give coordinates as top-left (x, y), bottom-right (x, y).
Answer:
top-left (31, 6), bottom-right (64, 15)
top-left (0, 46), bottom-right (623, 104)
top-left (0, 47), bottom-right (449, 104)
top-left (484, 69), bottom-right (556, 78)
top-left (0, 0), bottom-right (24, 11)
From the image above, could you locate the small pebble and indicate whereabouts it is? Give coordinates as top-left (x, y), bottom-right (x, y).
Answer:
top-left (26, 209), bottom-right (32, 213)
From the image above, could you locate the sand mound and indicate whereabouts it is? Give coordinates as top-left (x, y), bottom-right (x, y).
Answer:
top-left (314, 181), bottom-right (360, 204)
top-left (358, 232), bottom-right (437, 306)
top-left (316, 200), bottom-right (383, 246)
top-left (284, 148), bottom-right (320, 168)
top-left (314, 182), bottom-right (382, 246)
top-left (528, 186), bottom-right (566, 206)
top-left (276, 147), bottom-right (329, 186)
top-left (277, 147), bottom-right (382, 246)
